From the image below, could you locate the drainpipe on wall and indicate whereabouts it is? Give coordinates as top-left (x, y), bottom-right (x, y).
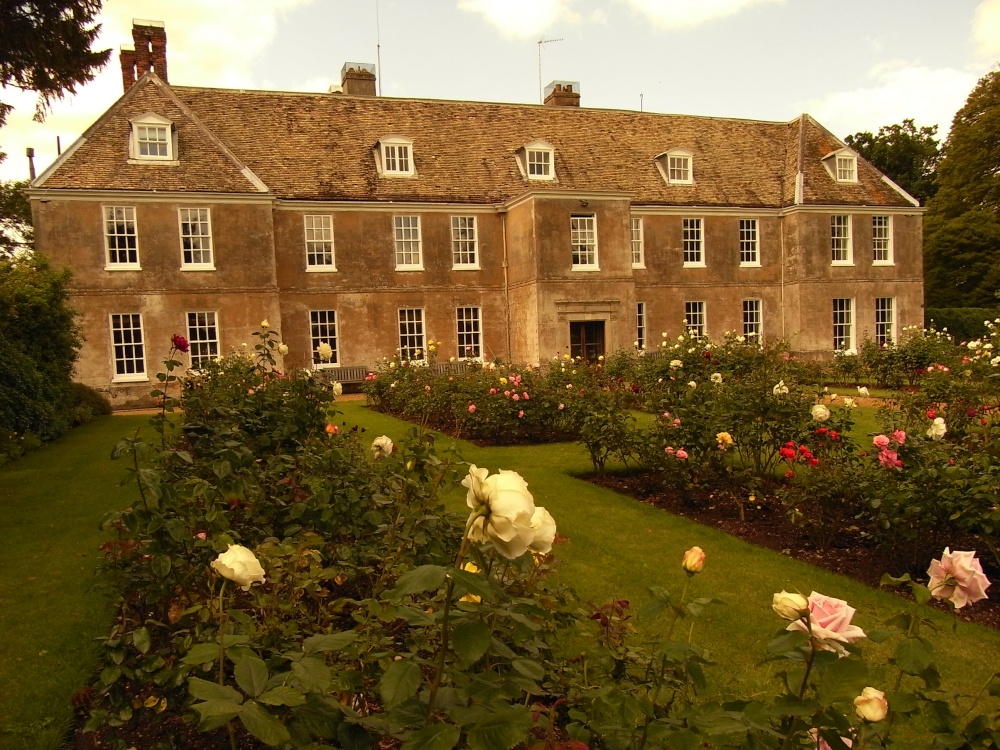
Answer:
top-left (501, 210), bottom-right (511, 360)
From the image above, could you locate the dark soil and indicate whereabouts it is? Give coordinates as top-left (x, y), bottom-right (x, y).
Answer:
top-left (587, 470), bottom-right (1000, 630)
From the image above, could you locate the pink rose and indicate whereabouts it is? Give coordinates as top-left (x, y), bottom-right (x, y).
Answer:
top-left (787, 591), bottom-right (866, 654)
top-left (809, 729), bottom-right (852, 749)
top-left (468, 404), bottom-right (476, 413)
top-left (523, 392), bottom-right (529, 400)
top-left (558, 403), bottom-right (564, 410)
top-left (673, 418), bottom-right (681, 426)
top-left (878, 449), bottom-right (899, 469)
top-left (489, 388), bottom-right (497, 395)
top-left (518, 410), bottom-right (525, 419)
top-left (873, 435), bottom-right (890, 449)
top-left (512, 394), bottom-right (520, 401)
top-left (504, 390), bottom-right (511, 397)
top-left (927, 548), bottom-right (991, 609)
top-left (675, 449), bottom-right (688, 460)
top-left (892, 429), bottom-right (906, 445)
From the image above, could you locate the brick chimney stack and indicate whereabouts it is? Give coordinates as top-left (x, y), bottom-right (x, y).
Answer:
top-left (341, 62), bottom-right (377, 96)
top-left (544, 81), bottom-right (581, 107)
top-left (120, 20), bottom-right (167, 91)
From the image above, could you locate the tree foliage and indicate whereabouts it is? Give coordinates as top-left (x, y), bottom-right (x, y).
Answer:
top-left (0, 252), bottom-right (81, 439)
top-left (0, 0), bottom-right (110, 129)
top-left (844, 119), bottom-right (940, 205)
top-left (0, 179), bottom-right (33, 254)
top-left (924, 70), bottom-right (1000, 307)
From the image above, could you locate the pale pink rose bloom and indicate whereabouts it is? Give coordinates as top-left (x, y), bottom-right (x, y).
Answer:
top-left (927, 548), bottom-right (991, 609)
top-left (873, 435), bottom-right (890, 449)
top-left (675, 449), bottom-right (689, 460)
top-left (468, 404), bottom-right (477, 413)
top-left (512, 394), bottom-right (520, 401)
top-left (787, 591), bottom-right (867, 654)
top-left (504, 390), bottom-right (511, 397)
top-left (892, 429), bottom-right (906, 445)
top-left (665, 446), bottom-right (675, 454)
top-left (518, 410), bottom-right (524, 419)
top-left (557, 403), bottom-right (564, 410)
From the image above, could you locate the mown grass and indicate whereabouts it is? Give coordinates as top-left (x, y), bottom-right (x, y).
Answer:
top-left (4, 403), bottom-right (998, 749)
top-left (0, 415), bottom-right (147, 750)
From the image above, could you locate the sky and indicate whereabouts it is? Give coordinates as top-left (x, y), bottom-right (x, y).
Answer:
top-left (1, 0), bottom-right (998, 182)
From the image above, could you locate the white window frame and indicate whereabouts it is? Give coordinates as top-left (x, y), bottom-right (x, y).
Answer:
top-left (377, 137), bottom-right (414, 177)
top-left (684, 301), bottom-right (706, 340)
top-left (630, 217), bottom-right (645, 268)
top-left (103, 205), bottom-right (140, 270)
top-left (872, 215), bottom-right (893, 265)
top-left (187, 311), bottom-right (220, 369)
top-left (742, 299), bottom-right (762, 343)
top-left (636, 302), bottom-right (646, 350)
top-left (835, 154), bottom-right (857, 183)
top-left (833, 298), bottom-right (855, 353)
top-left (109, 313), bottom-right (147, 382)
top-left (739, 218), bottom-right (760, 267)
top-left (875, 297), bottom-right (895, 346)
top-left (305, 215), bottom-right (336, 271)
top-left (655, 149), bottom-right (694, 185)
top-left (682, 218), bottom-right (704, 267)
top-left (520, 140), bottom-right (555, 181)
top-left (456, 306), bottom-right (483, 360)
top-left (570, 214), bottom-right (598, 270)
top-left (830, 215), bottom-right (853, 266)
top-left (451, 216), bottom-right (479, 269)
top-left (310, 310), bottom-right (340, 369)
top-left (393, 215), bottom-right (423, 270)
top-left (128, 113), bottom-right (176, 163)
top-left (179, 207), bottom-right (214, 270)
top-left (398, 308), bottom-right (426, 361)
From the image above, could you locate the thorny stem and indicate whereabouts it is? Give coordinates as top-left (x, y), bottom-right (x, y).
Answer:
top-left (778, 615), bottom-right (818, 750)
top-left (426, 511), bottom-right (481, 717)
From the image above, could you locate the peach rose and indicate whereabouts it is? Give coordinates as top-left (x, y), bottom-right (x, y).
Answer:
top-left (681, 546), bottom-right (705, 574)
top-left (786, 591), bottom-right (866, 654)
top-left (927, 548), bottom-right (991, 609)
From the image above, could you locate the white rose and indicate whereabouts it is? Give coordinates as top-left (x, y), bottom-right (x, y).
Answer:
top-left (927, 417), bottom-right (947, 440)
top-left (670, 359), bottom-right (683, 369)
top-left (843, 397), bottom-right (856, 409)
top-left (711, 373), bottom-right (723, 384)
top-left (277, 343), bottom-right (289, 356)
top-left (528, 507), bottom-right (557, 554)
top-left (462, 464), bottom-right (491, 511)
top-left (332, 381), bottom-right (343, 397)
top-left (211, 545), bottom-right (265, 591)
top-left (772, 380), bottom-right (789, 395)
top-left (811, 404), bottom-right (831, 422)
top-left (465, 469), bottom-right (555, 560)
top-left (372, 435), bottom-right (394, 458)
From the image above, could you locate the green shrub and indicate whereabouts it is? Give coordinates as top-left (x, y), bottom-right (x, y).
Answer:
top-left (925, 307), bottom-right (1000, 342)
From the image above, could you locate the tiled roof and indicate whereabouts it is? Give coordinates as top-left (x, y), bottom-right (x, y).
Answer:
top-left (38, 75), bottom-right (915, 208)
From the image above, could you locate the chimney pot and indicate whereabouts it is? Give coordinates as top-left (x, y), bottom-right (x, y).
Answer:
top-left (543, 80), bottom-right (581, 107)
top-left (130, 20), bottom-right (167, 83)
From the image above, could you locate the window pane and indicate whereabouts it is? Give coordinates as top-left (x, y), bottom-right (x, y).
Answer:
top-left (875, 297), bottom-right (894, 346)
top-left (684, 301), bottom-right (705, 339)
top-left (831, 215), bottom-right (851, 263)
top-left (631, 217), bottom-right (644, 266)
top-left (571, 215), bottom-right (597, 267)
top-left (305, 215), bottom-right (335, 267)
top-left (636, 302), bottom-right (646, 350)
top-left (180, 208), bottom-right (213, 266)
top-left (110, 313), bottom-right (145, 378)
top-left (451, 216), bottom-right (478, 266)
top-left (742, 299), bottom-right (762, 342)
top-left (104, 206), bottom-right (138, 265)
top-left (739, 218), bottom-right (758, 264)
top-left (456, 306), bottom-right (482, 359)
top-left (394, 216), bottom-right (422, 267)
top-left (683, 218), bottom-right (703, 264)
top-left (187, 311), bottom-right (219, 368)
top-left (310, 310), bottom-right (339, 366)
top-left (833, 298), bottom-right (853, 351)
top-left (398, 308), bottom-right (425, 360)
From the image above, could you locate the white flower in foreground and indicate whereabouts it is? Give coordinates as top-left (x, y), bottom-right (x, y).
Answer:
top-left (927, 417), bottom-right (947, 440)
top-left (371, 435), bottom-right (394, 458)
top-left (463, 465), bottom-right (556, 559)
top-left (811, 404), bottom-right (831, 422)
top-left (211, 545), bottom-right (265, 591)
top-left (332, 381), bottom-right (343, 397)
top-left (316, 342), bottom-right (334, 362)
top-left (772, 590), bottom-right (809, 620)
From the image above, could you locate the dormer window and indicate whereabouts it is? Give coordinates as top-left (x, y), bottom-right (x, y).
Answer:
top-left (129, 113), bottom-right (176, 163)
top-left (823, 149), bottom-right (858, 183)
top-left (376, 136), bottom-right (415, 177)
top-left (655, 149), bottom-right (693, 185)
top-left (517, 141), bottom-right (555, 181)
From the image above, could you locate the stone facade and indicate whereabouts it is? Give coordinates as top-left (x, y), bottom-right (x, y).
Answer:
top-left (28, 23), bottom-right (923, 409)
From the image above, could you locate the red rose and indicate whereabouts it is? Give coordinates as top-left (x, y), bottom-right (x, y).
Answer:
top-left (171, 333), bottom-right (190, 353)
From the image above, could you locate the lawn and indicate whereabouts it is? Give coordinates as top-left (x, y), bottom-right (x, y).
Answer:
top-left (0, 415), bottom-right (147, 750)
top-left (2, 403), bottom-right (998, 749)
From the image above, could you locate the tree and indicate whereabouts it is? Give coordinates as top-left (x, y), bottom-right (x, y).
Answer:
top-left (844, 119), bottom-right (940, 205)
top-left (0, 0), bottom-right (110, 129)
top-left (0, 179), bottom-right (33, 254)
top-left (924, 70), bottom-right (1000, 307)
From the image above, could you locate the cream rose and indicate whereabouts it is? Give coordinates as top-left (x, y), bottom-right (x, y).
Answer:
top-left (854, 686), bottom-right (888, 722)
top-left (786, 591), bottom-right (866, 654)
top-left (681, 546), bottom-right (705, 573)
top-left (316, 342), bottom-right (334, 362)
top-left (773, 380), bottom-right (789, 395)
top-left (927, 417), bottom-right (947, 440)
top-left (371, 435), bottom-right (394, 458)
top-left (811, 404), bottom-right (831, 422)
top-left (332, 381), bottom-right (343, 397)
top-left (772, 590), bottom-right (808, 620)
top-left (277, 343), bottom-right (289, 356)
top-left (465, 467), bottom-right (557, 559)
top-left (211, 544), bottom-right (265, 591)
top-left (927, 548), bottom-right (991, 609)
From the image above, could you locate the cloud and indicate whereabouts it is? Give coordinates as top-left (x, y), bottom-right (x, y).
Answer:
top-left (615, 0), bottom-right (786, 29)
top-left (972, 0), bottom-right (1000, 61)
top-left (796, 60), bottom-right (980, 140)
top-left (457, 0), bottom-right (581, 39)
top-left (0, 0), bottom-right (316, 180)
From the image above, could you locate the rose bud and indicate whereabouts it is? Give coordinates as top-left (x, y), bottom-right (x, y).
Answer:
top-left (854, 687), bottom-right (888, 722)
top-left (681, 546), bottom-right (705, 574)
top-left (772, 590), bottom-right (809, 620)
